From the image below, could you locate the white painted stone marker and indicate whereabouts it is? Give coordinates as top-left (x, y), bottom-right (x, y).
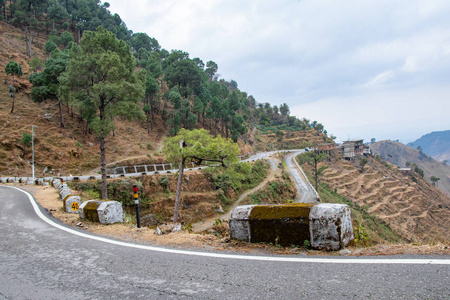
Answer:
top-left (64, 196), bottom-right (81, 213)
top-left (309, 203), bottom-right (354, 251)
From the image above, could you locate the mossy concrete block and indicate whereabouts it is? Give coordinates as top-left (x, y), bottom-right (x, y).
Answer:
top-left (60, 188), bottom-right (73, 202)
top-left (64, 196), bottom-right (81, 213)
top-left (79, 200), bottom-right (103, 222)
top-left (309, 203), bottom-right (354, 251)
top-left (230, 204), bottom-right (315, 246)
top-left (79, 200), bottom-right (123, 224)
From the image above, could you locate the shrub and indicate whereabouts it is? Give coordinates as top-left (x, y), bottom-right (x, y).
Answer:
top-left (20, 133), bottom-right (32, 147)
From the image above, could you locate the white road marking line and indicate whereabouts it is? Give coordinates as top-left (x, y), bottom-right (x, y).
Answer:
top-left (5, 186), bottom-right (450, 265)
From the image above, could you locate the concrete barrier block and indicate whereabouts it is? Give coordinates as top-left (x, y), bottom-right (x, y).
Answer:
top-left (58, 183), bottom-right (68, 191)
top-left (97, 201), bottom-right (124, 224)
top-left (79, 200), bottom-right (123, 224)
top-left (64, 196), bottom-right (81, 213)
top-left (309, 203), bottom-right (354, 251)
top-left (52, 179), bottom-right (61, 188)
top-left (230, 204), bottom-right (315, 246)
top-left (229, 205), bottom-right (253, 241)
top-left (79, 200), bottom-right (103, 222)
top-left (60, 188), bottom-right (73, 202)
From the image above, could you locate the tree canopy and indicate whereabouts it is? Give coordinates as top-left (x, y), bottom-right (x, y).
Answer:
top-left (5, 60), bottom-right (23, 113)
top-left (163, 128), bottom-right (240, 222)
top-left (60, 27), bottom-right (145, 199)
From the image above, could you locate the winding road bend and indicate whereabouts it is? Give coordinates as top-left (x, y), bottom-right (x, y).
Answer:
top-left (1, 186), bottom-right (449, 299)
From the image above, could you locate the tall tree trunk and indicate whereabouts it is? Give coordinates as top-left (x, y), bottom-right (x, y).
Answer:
top-left (10, 94), bottom-right (15, 113)
top-left (25, 26), bottom-right (32, 57)
top-left (58, 101), bottom-right (65, 128)
top-left (173, 156), bottom-right (186, 223)
top-left (100, 136), bottom-right (107, 199)
top-left (10, 75), bottom-right (15, 113)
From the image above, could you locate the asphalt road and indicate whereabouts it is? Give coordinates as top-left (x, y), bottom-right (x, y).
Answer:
top-left (283, 151), bottom-right (318, 203)
top-left (1, 186), bottom-right (449, 299)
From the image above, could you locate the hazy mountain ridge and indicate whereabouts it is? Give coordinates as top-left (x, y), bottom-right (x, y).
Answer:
top-left (407, 130), bottom-right (450, 162)
top-left (370, 140), bottom-right (450, 196)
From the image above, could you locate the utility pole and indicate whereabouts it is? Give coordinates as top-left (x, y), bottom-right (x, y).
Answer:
top-left (32, 125), bottom-right (35, 181)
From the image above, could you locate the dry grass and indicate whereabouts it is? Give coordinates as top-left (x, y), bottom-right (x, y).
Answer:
top-left (13, 184), bottom-right (449, 257)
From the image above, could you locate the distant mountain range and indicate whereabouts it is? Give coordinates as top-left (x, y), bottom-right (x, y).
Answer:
top-left (370, 140), bottom-right (450, 196)
top-left (407, 130), bottom-right (450, 162)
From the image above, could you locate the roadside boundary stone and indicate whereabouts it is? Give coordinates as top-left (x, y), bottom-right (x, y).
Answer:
top-left (79, 200), bottom-right (123, 224)
top-left (64, 196), bottom-right (81, 213)
top-left (60, 188), bottom-right (73, 202)
top-left (230, 203), bottom-right (354, 250)
top-left (230, 203), bottom-right (315, 246)
top-left (309, 203), bottom-right (354, 251)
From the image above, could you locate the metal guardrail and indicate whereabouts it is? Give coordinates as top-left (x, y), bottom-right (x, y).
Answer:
top-left (0, 152), bottom-right (257, 184)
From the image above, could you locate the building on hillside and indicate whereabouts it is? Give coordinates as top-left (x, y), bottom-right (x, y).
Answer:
top-left (316, 143), bottom-right (335, 154)
top-left (399, 167), bottom-right (411, 174)
top-left (338, 139), bottom-right (371, 160)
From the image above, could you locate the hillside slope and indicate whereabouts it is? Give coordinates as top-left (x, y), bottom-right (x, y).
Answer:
top-left (315, 155), bottom-right (450, 243)
top-left (407, 130), bottom-right (450, 162)
top-left (370, 140), bottom-right (450, 196)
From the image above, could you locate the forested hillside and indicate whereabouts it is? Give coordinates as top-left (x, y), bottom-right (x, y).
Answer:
top-left (1, 0), bottom-right (325, 140)
top-left (0, 0), bottom-right (328, 177)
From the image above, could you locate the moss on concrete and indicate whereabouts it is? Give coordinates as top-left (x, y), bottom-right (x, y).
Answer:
top-left (249, 203), bottom-right (314, 220)
top-left (82, 200), bottom-right (104, 223)
top-left (246, 204), bottom-right (315, 246)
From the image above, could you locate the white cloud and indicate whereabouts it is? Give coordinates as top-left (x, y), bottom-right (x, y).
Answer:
top-left (105, 0), bottom-right (450, 141)
top-left (363, 71), bottom-right (395, 88)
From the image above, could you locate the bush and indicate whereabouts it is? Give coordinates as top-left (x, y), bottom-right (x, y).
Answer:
top-left (204, 160), bottom-right (269, 194)
top-left (20, 133), bottom-right (32, 147)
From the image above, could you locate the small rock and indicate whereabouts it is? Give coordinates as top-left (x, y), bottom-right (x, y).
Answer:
top-left (353, 248), bottom-right (364, 255)
top-left (339, 249), bottom-right (352, 256)
top-left (76, 222), bottom-right (83, 227)
top-left (155, 223), bottom-right (181, 235)
top-left (155, 226), bottom-right (162, 235)
top-left (172, 224), bottom-right (181, 232)
top-left (50, 209), bottom-right (56, 212)
top-left (216, 205), bottom-right (224, 213)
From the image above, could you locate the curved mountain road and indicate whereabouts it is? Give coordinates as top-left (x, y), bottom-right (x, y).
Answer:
top-left (1, 186), bottom-right (449, 299)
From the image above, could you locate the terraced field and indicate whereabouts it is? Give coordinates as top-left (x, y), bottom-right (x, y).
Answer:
top-left (319, 158), bottom-right (450, 243)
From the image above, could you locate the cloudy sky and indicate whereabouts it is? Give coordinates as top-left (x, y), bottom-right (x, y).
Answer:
top-left (105, 0), bottom-right (450, 143)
